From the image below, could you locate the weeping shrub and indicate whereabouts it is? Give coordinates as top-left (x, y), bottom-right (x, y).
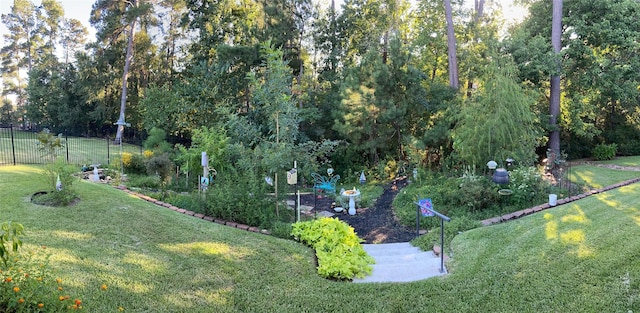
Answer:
top-left (452, 62), bottom-right (541, 168)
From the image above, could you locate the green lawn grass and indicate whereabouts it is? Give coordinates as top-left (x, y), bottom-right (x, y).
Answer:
top-left (598, 155), bottom-right (640, 166)
top-left (0, 130), bottom-right (142, 166)
top-left (569, 157), bottom-right (640, 189)
top-left (2, 165), bottom-right (640, 312)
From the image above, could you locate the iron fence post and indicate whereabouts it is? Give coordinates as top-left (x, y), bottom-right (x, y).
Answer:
top-left (10, 124), bottom-right (16, 165)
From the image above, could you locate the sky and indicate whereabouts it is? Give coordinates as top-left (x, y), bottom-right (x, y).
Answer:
top-left (0, 0), bottom-right (96, 48)
top-left (0, 0), bottom-right (528, 61)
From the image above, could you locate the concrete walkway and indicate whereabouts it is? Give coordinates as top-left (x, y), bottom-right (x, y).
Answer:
top-left (353, 242), bottom-right (447, 283)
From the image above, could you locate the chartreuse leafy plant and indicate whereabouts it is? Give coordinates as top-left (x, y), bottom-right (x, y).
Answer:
top-left (291, 218), bottom-right (374, 280)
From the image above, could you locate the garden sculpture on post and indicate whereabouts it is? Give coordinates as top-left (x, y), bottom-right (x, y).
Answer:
top-left (311, 172), bottom-right (340, 216)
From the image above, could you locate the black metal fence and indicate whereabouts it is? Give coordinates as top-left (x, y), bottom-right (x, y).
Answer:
top-left (0, 125), bottom-right (143, 167)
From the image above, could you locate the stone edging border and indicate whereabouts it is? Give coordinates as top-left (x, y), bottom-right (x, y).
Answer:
top-left (480, 177), bottom-right (640, 226)
top-left (114, 186), bottom-right (271, 235)
top-left (115, 177), bottom-right (640, 234)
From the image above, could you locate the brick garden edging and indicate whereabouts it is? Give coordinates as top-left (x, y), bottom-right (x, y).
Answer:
top-left (115, 186), bottom-right (271, 235)
top-left (480, 177), bottom-right (640, 226)
top-left (115, 177), bottom-right (640, 234)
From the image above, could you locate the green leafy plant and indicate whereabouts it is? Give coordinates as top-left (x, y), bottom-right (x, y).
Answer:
top-left (507, 166), bottom-right (548, 207)
top-left (143, 127), bottom-right (172, 154)
top-left (121, 152), bottom-right (147, 174)
top-left (146, 153), bottom-right (175, 197)
top-left (35, 158), bottom-right (78, 206)
top-left (592, 143), bottom-right (618, 161)
top-left (33, 129), bottom-right (78, 206)
top-left (36, 129), bottom-right (64, 160)
top-left (291, 218), bottom-right (374, 280)
top-left (0, 228), bottom-right (82, 312)
top-left (0, 221), bottom-right (24, 268)
top-left (204, 171), bottom-right (274, 227)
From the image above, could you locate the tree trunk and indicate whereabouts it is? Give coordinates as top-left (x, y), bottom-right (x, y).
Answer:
top-left (444, 0), bottom-right (458, 89)
top-left (474, 0), bottom-right (485, 23)
top-left (115, 1), bottom-right (138, 144)
top-left (466, 0), bottom-right (484, 97)
top-left (549, 0), bottom-right (562, 155)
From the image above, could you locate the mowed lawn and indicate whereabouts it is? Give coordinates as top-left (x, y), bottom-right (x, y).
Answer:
top-left (1, 164), bottom-right (639, 312)
top-left (0, 130), bottom-right (143, 166)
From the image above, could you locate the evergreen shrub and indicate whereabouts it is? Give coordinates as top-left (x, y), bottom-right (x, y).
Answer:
top-left (592, 143), bottom-right (617, 161)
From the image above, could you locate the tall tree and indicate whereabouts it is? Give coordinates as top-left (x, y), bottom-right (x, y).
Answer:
top-left (40, 0), bottom-right (64, 62)
top-left (115, 0), bottom-right (140, 143)
top-left (59, 18), bottom-right (87, 64)
top-left (0, 0), bottom-right (41, 124)
top-left (443, 0), bottom-right (458, 89)
top-left (548, 0), bottom-right (561, 158)
top-left (246, 43), bottom-right (301, 216)
top-left (334, 36), bottom-right (428, 165)
top-left (0, 98), bottom-right (16, 125)
top-left (88, 0), bottom-right (154, 140)
top-left (509, 0), bottom-right (640, 156)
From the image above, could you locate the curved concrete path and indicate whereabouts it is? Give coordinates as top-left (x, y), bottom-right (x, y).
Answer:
top-left (353, 242), bottom-right (446, 283)
top-left (355, 177), bottom-right (640, 283)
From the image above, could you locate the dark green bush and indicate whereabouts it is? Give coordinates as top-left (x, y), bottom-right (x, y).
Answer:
top-left (205, 174), bottom-right (274, 228)
top-left (144, 127), bottom-right (172, 153)
top-left (454, 175), bottom-right (499, 212)
top-left (125, 153), bottom-right (147, 174)
top-left (592, 143), bottom-right (618, 161)
top-left (393, 174), bottom-right (461, 229)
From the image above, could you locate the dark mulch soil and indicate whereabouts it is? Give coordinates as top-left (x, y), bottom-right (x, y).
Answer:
top-left (299, 177), bottom-right (418, 244)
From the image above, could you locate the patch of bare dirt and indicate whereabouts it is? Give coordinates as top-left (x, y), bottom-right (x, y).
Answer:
top-left (300, 177), bottom-right (416, 244)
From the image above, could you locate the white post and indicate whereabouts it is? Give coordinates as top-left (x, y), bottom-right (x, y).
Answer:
top-left (201, 152), bottom-right (208, 193)
top-left (295, 161), bottom-right (300, 222)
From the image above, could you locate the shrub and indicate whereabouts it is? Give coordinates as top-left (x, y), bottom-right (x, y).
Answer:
top-left (121, 152), bottom-right (146, 174)
top-left (205, 174), bottom-right (274, 228)
top-left (454, 172), bottom-right (498, 212)
top-left (291, 218), bottom-right (374, 280)
top-left (163, 193), bottom-right (205, 214)
top-left (508, 166), bottom-right (548, 207)
top-left (393, 174), bottom-right (461, 229)
top-left (34, 158), bottom-right (78, 206)
top-left (146, 153), bottom-right (174, 196)
top-left (592, 143), bottom-right (617, 161)
top-left (143, 127), bottom-right (172, 153)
